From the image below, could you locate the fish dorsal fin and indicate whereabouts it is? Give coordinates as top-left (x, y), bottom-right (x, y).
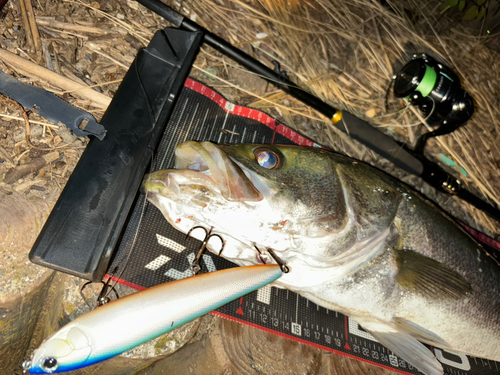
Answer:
top-left (394, 249), bottom-right (472, 300)
top-left (368, 329), bottom-right (444, 375)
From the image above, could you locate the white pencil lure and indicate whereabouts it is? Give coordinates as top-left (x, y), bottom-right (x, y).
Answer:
top-left (24, 265), bottom-right (282, 374)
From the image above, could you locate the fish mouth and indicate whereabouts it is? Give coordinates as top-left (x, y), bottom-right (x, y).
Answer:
top-left (144, 141), bottom-right (263, 202)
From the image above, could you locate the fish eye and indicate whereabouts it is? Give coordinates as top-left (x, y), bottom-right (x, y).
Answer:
top-left (40, 357), bottom-right (58, 373)
top-left (253, 148), bottom-right (283, 169)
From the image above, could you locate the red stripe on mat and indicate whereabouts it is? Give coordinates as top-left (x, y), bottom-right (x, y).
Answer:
top-left (459, 221), bottom-right (500, 252)
top-left (104, 275), bottom-right (146, 291)
top-left (185, 78), bottom-right (277, 131)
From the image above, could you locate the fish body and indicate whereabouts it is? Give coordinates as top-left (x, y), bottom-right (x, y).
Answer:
top-left (25, 265), bottom-right (282, 373)
top-left (143, 141), bottom-right (500, 375)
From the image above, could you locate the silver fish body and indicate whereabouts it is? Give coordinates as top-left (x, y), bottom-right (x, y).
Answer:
top-left (24, 265), bottom-right (282, 373)
top-left (143, 141), bottom-right (500, 375)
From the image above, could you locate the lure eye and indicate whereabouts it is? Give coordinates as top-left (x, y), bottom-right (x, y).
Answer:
top-left (41, 357), bottom-right (58, 373)
top-left (253, 148), bottom-right (283, 169)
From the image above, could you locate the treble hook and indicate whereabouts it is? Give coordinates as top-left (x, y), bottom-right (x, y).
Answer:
top-left (186, 226), bottom-right (225, 274)
top-left (253, 244), bottom-right (268, 264)
top-left (253, 244), bottom-right (290, 273)
top-left (267, 248), bottom-right (290, 273)
top-left (80, 267), bottom-right (120, 309)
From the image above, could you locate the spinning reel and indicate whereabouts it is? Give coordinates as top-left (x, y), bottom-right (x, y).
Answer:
top-left (390, 54), bottom-right (474, 153)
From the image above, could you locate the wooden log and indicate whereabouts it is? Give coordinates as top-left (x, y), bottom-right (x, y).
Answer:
top-left (0, 189), bottom-right (205, 374)
top-left (3, 151), bottom-right (59, 184)
top-left (0, 49), bottom-right (111, 109)
top-left (0, 192), bottom-right (55, 374)
top-left (0, 271), bottom-right (56, 374)
top-left (319, 352), bottom-right (393, 375)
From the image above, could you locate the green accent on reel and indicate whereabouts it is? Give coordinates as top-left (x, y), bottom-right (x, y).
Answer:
top-left (415, 65), bottom-right (437, 98)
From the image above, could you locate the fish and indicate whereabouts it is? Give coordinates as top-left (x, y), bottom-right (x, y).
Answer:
top-left (23, 264), bottom-right (282, 374)
top-left (142, 140), bottom-right (500, 375)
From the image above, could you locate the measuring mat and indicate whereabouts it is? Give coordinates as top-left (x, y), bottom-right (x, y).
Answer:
top-left (109, 78), bottom-right (500, 375)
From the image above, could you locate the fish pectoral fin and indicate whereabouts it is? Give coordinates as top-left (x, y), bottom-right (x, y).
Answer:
top-left (394, 317), bottom-right (448, 348)
top-left (368, 329), bottom-right (443, 375)
top-left (394, 248), bottom-right (472, 300)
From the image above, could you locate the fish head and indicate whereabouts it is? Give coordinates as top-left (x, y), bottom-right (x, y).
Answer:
top-left (24, 326), bottom-right (92, 373)
top-left (143, 141), bottom-right (350, 287)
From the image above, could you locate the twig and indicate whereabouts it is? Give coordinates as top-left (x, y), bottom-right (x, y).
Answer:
top-left (0, 145), bottom-right (15, 167)
top-left (1, 91), bottom-right (51, 151)
top-left (15, 179), bottom-right (45, 192)
top-left (49, 42), bottom-right (62, 75)
top-left (3, 151), bottom-right (59, 184)
top-left (58, 79), bottom-right (123, 95)
top-left (85, 45), bottom-right (130, 69)
top-left (19, 0), bottom-right (35, 53)
top-left (23, 0), bottom-right (43, 58)
top-left (43, 26), bottom-right (89, 40)
top-left (0, 113), bottom-right (59, 129)
top-left (63, 0), bottom-right (150, 45)
top-left (41, 41), bottom-right (54, 71)
top-left (0, 92), bottom-right (84, 152)
top-left (36, 18), bottom-right (117, 35)
top-left (0, 48), bottom-right (111, 108)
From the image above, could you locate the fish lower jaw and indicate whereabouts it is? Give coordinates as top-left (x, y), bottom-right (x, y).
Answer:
top-left (151, 195), bottom-right (202, 230)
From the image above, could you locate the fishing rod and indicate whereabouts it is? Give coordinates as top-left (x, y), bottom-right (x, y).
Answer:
top-left (135, 0), bottom-right (500, 223)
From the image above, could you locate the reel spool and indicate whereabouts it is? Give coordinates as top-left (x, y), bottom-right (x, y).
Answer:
top-left (392, 54), bottom-right (474, 152)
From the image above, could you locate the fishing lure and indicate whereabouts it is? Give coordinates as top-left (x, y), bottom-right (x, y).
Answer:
top-left (23, 264), bottom-right (282, 374)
